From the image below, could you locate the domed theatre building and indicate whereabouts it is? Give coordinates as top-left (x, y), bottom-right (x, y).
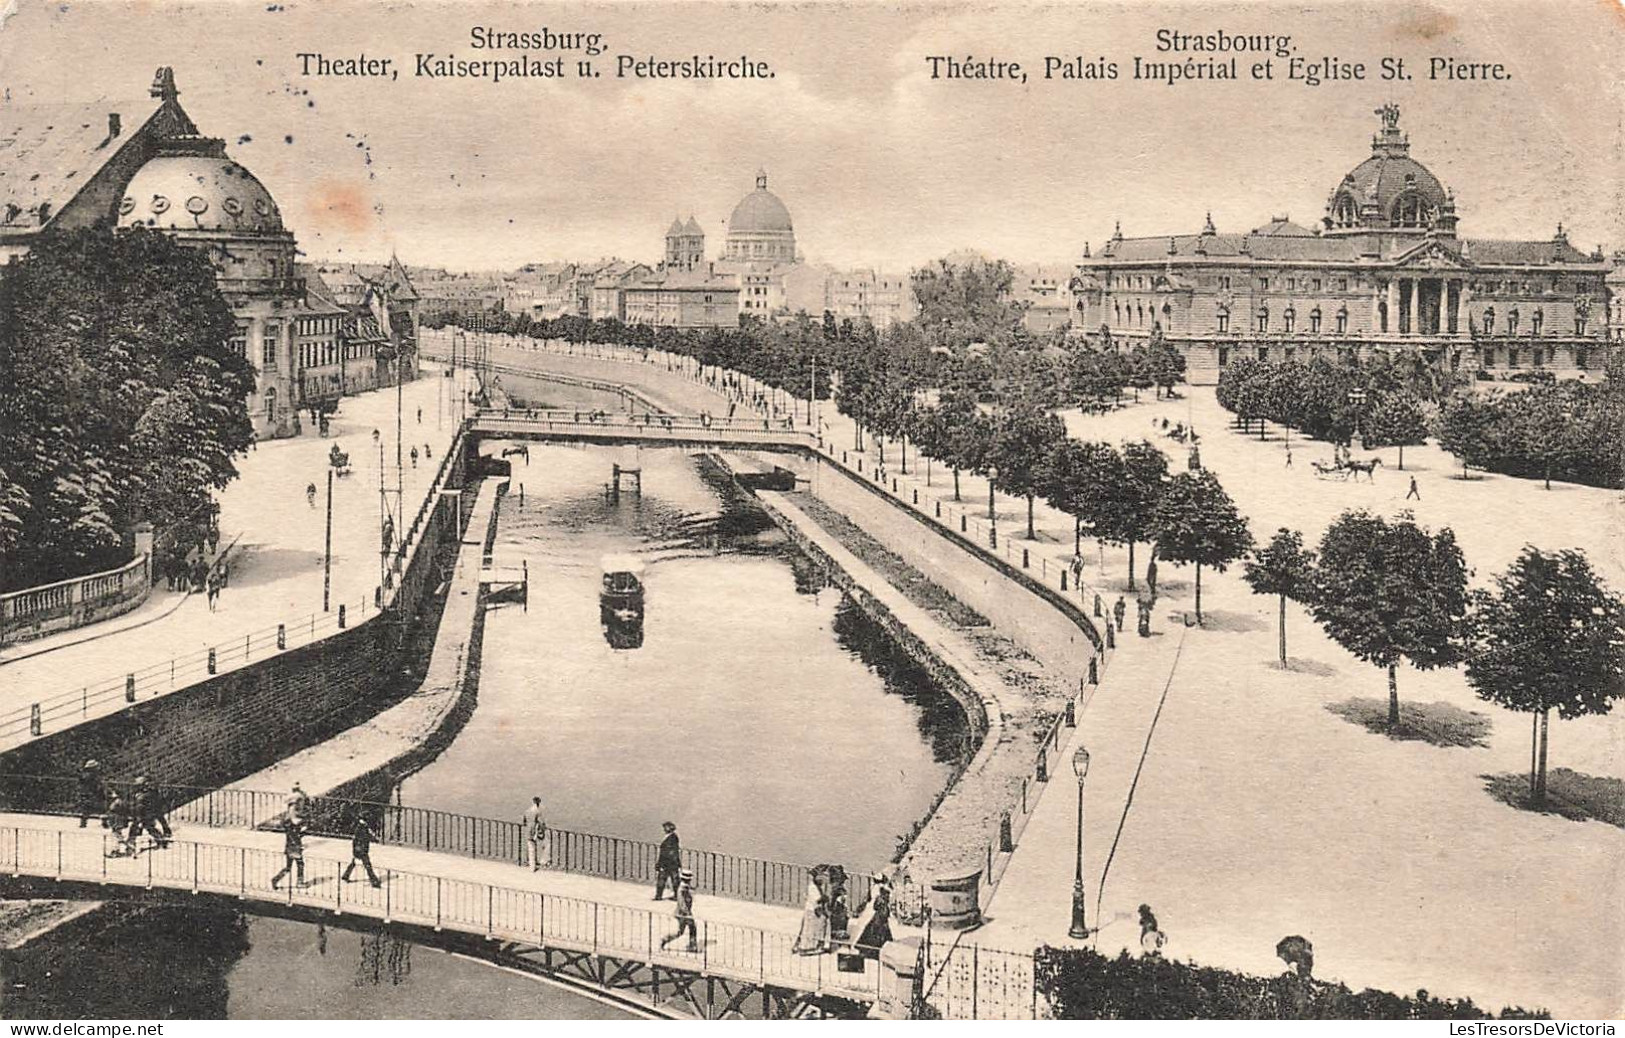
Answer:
top-left (1071, 105), bottom-right (1616, 384)
top-left (723, 169), bottom-right (797, 265)
top-left (0, 68), bottom-right (330, 440)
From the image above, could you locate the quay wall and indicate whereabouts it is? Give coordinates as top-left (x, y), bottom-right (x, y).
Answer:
top-left (0, 437), bottom-right (474, 807)
top-left (437, 340), bottom-right (1103, 685)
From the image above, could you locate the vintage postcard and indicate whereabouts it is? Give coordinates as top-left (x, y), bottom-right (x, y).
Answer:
top-left (0, 0), bottom-right (1620, 1026)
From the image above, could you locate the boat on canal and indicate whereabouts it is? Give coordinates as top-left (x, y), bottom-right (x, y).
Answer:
top-left (599, 554), bottom-right (645, 624)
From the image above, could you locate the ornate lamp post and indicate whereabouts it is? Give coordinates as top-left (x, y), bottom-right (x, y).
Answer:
top-left (987, 463), bottom-right (999, 549)
top-left (1069, 745), bottom-right (1092, 939)
top-left (1346, 387), bottom-right (1368, 447)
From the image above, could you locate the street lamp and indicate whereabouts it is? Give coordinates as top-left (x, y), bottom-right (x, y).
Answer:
top-left (1346, 387), bottom-right (1367, 447)
top-left (987, 464), bottom-right (999, 549)
top-left (1069, 745), bottom-right (1092, 939)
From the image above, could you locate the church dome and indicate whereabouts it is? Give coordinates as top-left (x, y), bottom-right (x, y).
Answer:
top-left (728, 170), bottom-right (793, 234)
top-left (118, 140), bottom-right (284, 234)
top-left (1325, 105), bottom-right (1450, 232)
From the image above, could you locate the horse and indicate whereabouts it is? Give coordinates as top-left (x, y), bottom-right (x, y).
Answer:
top-left (1345, 457), bottom-right (1383, 482)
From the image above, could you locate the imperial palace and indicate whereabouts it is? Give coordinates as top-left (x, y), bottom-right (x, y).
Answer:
top-left (1071, 105), bottom-right (1614, 384)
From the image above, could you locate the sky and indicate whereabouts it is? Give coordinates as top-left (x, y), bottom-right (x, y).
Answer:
top-left (1, 0), bottom-right (1620, 273)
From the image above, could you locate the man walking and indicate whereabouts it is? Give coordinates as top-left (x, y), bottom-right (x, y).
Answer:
top-left (1406, 476), bottom-right (1420, 501)
top-left (1145, 557), bottom-right (1159, 600)
top-left (523, 796), bottom-right (549, 871)
top-left (653, 821), bottom-right (681, 900)
top-left (1113, 596), bottom-right (1127, 633)
top-left (658, 869), bottom-right (698, 953)
top-left (127, 776), bottom-right (170, 850)
top-left (271, 814), bottom-right (307, 890)
top-left (1285, 447), bottom-right (1293, 468)
top-left (76, 759), bottom-right (105, 828)
top-left (342, 816), bottom-right (382, 887)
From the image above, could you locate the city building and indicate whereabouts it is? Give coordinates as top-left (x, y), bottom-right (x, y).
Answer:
top-left (782, 264), bottom-right (916, 328)
top-left (722, 170), bottom-right (797, 265)
top-left (0, 67), bottom-right (420, 439)
top-left (589, 261), bottom-right (654, 322)
top-left (1608, 256), bottom-right (1625, 343)
top-left (293, 265), bottom-right (356, 410)
top-left (622, 267), bottom-right (741, 328)
top-left (1015, 265), bottom-right (1076, 335)
top-left (1072, 105), bottom-right (1616, 384)
top-left (664, 216), bottom-right (705, 271)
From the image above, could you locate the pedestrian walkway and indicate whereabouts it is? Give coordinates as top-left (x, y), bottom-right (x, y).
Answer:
top-left (0, 365), bottom-right (476, 750)
top-left (0, 810), bottom-right (881, 1005)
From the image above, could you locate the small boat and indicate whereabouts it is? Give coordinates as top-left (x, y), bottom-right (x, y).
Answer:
top-left (599, 554), bottom-right (645, 624)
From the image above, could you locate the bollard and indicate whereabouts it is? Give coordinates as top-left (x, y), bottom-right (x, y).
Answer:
top-left (934, 501), bottom-right (941, 518)
top-left (1036, 747), bottom-right (1048, 783)
top-left (892, 478), bottom-right (898, 492)
top-left (999, 812), bottom-right (1014, 853)
top-left (1065, 699), bottom-right (1077, 727)
top-left (277, 624), bottom-right (286, 650)
top-left (30, 703), bottom-right (41, 737)
top-left (1106, 624), bottom-right (1116, 649)
top-left (1061, 570), bottom-right (1069, 591)
top-left (338, 604), bottom-right (347, 629)
top-left (1089, 656), bottom-right (1099, 685)
top-left (125, 675), bottom-right (136, 702)
top-left (960, 515), bottom-right (967, 533)
top-left (1094, 594), bottom-right (1103, 617)
top-left (857, 458), bottom-right (863, 472)
top-left (1022, 548), bottom-right (1029, 569)
top-left (207, 648), bottom-right (216, 674)
top-left (912, 488), bottom-right (918, 505)
top-left (990, 528), bottom-right (997, 550)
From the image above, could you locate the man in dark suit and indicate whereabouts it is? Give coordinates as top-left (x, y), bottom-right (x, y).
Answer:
top-left (343, 816), bottom-right (382, 887)
top-left (653, 821), bottom-right (681, 900)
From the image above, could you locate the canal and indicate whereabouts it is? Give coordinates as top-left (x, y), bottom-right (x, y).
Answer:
top-left (1, 905), bottom-right (636, 1019)
top-left (396, 434), bottom-right (972, 870)
top-left (3, 378), bottom-right (973, 1018)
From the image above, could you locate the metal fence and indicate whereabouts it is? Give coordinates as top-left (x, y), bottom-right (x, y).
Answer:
top-left (0, 819), bottom-right (887, 1007)
top-left (920, 933), bottom-right (1042, 1020)
top-left (0, 775), bottom-right (869, 912)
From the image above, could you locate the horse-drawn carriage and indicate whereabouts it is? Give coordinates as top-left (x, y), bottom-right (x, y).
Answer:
top-left (329, 445), bottom-right (353, 478)
top-left (1312, 456), bottom-right (1382, 482)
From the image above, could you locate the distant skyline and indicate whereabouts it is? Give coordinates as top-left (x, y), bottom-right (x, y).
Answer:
top-left (2, 0), bottom-right (1620, 274)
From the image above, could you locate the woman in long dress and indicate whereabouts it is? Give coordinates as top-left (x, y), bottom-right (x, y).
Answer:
top-left (792, 865), bottom-right (830, 955)
top-left (854, 873), bottom-right (893, 958)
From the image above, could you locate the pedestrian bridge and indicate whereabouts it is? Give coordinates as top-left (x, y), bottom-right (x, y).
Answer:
top-left (470, 409), bottom-right (818, 452)
top-left (0, 811), bottom-right (887, 1018)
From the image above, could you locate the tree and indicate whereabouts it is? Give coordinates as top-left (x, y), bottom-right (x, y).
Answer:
top-left (1310, 511), bottom-right (1469, 726)
top-left (1361, 391), bottom-right (1430, 470)
top-left (1041, 439), bottom-right (1120, 556)
top-left (987, 400), bottom-right (1068, 538)
top-left (910, 257), bottom-right (1027, 351)
top-left (1150, 471), bottom-right (1254, 624)
top-left (935, 390), bottom-right (987, 501)
top-left (0, 226), bottom-right (254, 590)
top-left (1434, 395), bottom-right (1497, 480)
top-left (1243, 529), bottom-right (1318, 665)
top-left (1098, 441), bottom-right (1169, 591)
top-left (1465, 547), bottom-right (1625, 805)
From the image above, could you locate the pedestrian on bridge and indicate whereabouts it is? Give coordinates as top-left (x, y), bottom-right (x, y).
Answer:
top-left (524, 796), bottom-right (550, 871)
top-left (658, 869), bottom-right (698, 953)
top-left (271, 814), bottom-right (308, 890)
top-left (342, 816), bottom-right (382, 887)
top-left (410, 446), bottom-right (419, 469)
top-left (288, 782), bottom-right (312, 820)
top-left (76, 759), bottom-right (106, 828)
top-left (126, 776), bottom-right (170, 851)
top-left (653, 821), bottom-right (681, 900)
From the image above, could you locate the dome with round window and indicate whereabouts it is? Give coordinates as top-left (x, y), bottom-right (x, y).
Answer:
top-left (118, 140), bottom-right (284, 234)
top-left (1324, 105), bottom-right (1450, 233)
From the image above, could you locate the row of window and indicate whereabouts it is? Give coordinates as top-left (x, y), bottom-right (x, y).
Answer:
top-left (1107, 271), bottom-right (1597, 297)
top-left (1215, 345), bottom-right (1596, 369)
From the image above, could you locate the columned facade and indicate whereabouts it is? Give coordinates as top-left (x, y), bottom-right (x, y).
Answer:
top-left (1072, 106), bottom-right (1615, 384)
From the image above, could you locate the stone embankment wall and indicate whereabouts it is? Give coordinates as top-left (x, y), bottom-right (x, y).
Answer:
top-left (786, 454), bottom-right (1099, 684)
top-left (0, 440), bottom-right (474, 806)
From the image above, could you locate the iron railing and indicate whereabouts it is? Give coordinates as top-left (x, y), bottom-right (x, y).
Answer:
top-left (0, 819), bottom-right (893, 1008)
top-left (0, 775), bottom-right (870, 911)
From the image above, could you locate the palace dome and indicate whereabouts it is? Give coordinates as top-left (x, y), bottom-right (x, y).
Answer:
top-left (1324, 105), bottom-right (1451, 232)
top-left (728, 170), bottom-right (793, 234)
top-left (118, 141), bottom-right (284, 234)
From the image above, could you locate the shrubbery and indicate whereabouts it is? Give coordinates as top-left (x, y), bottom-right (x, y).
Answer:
top-left (1032, 947), bottom-right (1547, 1020)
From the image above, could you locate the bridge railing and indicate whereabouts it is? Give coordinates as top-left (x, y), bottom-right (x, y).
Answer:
top-left (0, 599), bottom-right (376, 750)
top-left (0, 819), bottom-right (893, 1006)
top-left (0, 775), bottom-right (870, 911)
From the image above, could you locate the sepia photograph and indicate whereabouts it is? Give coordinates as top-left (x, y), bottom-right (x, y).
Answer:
top-left (0, 0), bottom-right (1620, 1026)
